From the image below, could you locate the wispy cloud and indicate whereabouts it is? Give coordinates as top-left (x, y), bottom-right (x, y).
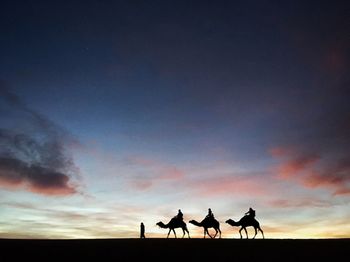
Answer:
top-left (189, 174), bottom-right (268, 197)
top-left (268, 198), bottom-right (331, 208)
top-left (0, 157), bottom-right (76, 195)
top-left (0, 83), bottom-right (80, 196)
top-left (125, 155), bottom-right (185, 190)
top-left (271, 146), bottom-right (350, 196)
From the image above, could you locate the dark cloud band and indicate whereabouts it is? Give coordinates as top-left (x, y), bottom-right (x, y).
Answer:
top-left (0, 84), bottom-right (79, 196)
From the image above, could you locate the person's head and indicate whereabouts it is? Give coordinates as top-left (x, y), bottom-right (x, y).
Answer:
top-left (209, 208), bottom-right (211, 212)
top-left (249, 207), bottom-right (253, 211)
top-left (179, 209), bottom-right (181, 212)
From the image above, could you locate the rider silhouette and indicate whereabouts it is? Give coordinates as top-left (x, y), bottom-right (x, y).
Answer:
top-left (176, 209), bottom-right (183, 220)
top-left (245, 207), bottom-right (256, 218)
top-left (206, 208), bottom-right (214, 220)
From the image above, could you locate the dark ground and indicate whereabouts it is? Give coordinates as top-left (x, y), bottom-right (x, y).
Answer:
top-left (1, 238), bottom-right (348, 261)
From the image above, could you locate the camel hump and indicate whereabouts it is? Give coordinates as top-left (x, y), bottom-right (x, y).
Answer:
top-left (240, 215), bottom-right (259, 225)
top-left (170, 216), bottom-right (185, 226)
top-left (240, 215), bottom-right (251, 223)
top-left (202, 216), bottom-right (215, 223)
top-left (201, 217), bottom-right (209, 224)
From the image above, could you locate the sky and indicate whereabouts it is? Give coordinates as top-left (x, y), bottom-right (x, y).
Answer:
top-left (0, 0), bottom-right (349, 239)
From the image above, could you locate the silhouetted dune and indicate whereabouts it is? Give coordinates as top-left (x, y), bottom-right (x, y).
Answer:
top-left (1, 238), bottom-right (348, 261)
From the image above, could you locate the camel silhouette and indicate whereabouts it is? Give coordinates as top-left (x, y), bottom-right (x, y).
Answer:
top-left (156, 217), bottom-right (190, 238)
top-left (189, 217), bottom-right (221, 238)
top-left (226, 216), bottom-right (264, 239)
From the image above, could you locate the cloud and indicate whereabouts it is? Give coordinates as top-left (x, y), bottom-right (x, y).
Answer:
top-left (125, 155), bottom-right (185, 190)
top-left (0, 157), bottom-right (76, 195)
top-left (126, 156), bottom-right (185, 180)
top-left (271, 147), bottom-right (350, 196)
top-left (268, 198), bottom-right (331, 208)
top-left (268, 55), bottom-right (350, 197)
top-left (271, 149), bottom-right (320, 179)
top-left (0, 83), bottom-right (80, 196)
top-left (187, 173), bottom-right (269, 197)
top-left (126, 155), bottom-right (274, 199)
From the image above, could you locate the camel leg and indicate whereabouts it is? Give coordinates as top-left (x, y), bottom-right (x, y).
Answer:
top-left (213, 229), bottom-right (218, 238)
top-left (218, 227), bottom-right (222, 239)
top-left (243, 227), bottom-right (248, 239)
top-left (203, 228), bottom-right (206, 238)
top-left (239, 227), bottom-right (243, 239)
top-left (206, 228), bottom-right (213, 239)
top-left (167, 229), bottom-right (171, 238)
top-left (253, 227), bottom-right (257, 239)
top-left (184, 226), bottom-right (190, 238)
top-left (173, 229), bottom-right (177, 238)
top-left (259, 227), bottom-right (265, 239)
top-left (209, 229), bottom-right (214, 239)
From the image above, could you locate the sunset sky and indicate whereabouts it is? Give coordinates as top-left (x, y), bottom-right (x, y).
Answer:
top-left (1, 0), bottom-right (349, 239)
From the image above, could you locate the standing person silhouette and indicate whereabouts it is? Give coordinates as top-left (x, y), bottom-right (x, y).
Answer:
top-left (140, 222), bottom-right (146, 239)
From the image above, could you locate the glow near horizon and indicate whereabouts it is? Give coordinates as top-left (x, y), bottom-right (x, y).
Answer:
top-left (1, 141), bottom-right (349, 239)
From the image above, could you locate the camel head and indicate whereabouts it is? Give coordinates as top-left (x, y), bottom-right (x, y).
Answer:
top-left (156, 221), bottom-right (166, 228)
top-left (226, 219), bottom-right (239, 227)
top-left (189, 220), bottom-right (201, 227)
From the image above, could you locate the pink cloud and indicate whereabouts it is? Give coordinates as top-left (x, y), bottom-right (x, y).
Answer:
top-left (301, 170), bottom-right (350, 196)
top-left (189, 175), bottom-right (269, 197)
top-left (276, 154), bottom-right (320, 179)
top-left (131, 180), bottom-right (153, 191)
top-left (126, 156), bottom-right (157, 166)
top-left (0, 177), bottom-right (22, 189)
top-left (270, 146), bottom-right (350, 196)
top-left (159, 166), bottom-right (184, 180)
top-left (127, 155), bottom-right (274, 197)
top-left (269, 147), bottom-right (292, 157)
top-left (126, 155), bottom-right (185, 190)
top-left (0, 174), bottom-right (77, 196)
top-left (27, 183), bottom-right (76, 195)
top-left (126, 155), bottom-right (185, 180)
top-left (268, 198), bottom-right (331, 208)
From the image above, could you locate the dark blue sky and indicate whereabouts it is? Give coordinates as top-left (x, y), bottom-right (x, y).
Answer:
top-left (0, 0), bottom-right (349, 238)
